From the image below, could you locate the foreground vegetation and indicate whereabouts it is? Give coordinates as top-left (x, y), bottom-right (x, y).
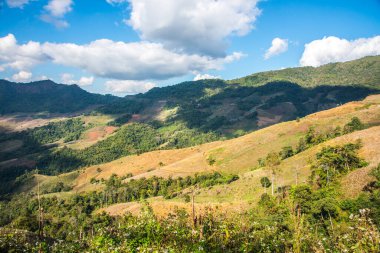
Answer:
top-left (1, 155), bottom-right (379, 252)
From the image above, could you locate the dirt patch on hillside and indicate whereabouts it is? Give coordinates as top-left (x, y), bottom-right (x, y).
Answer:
top-left (85, 126), bottom-right (117, 142)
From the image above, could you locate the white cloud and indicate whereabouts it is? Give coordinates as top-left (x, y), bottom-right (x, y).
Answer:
top-left (38, 75), bottom-right (49, 80)
top-left (40, 14), bottom-right (69, 28)
top-left (61, 73), bottom-right (74, 83)
top-left (42, 39), bottom-right (243, 80)
top-left (106, 0), bottom-right (127, 5)
top-left (264, 38), bottom-right (288, 60)
top-left (127, 0), bottom-right (260, 57)
top-left (193, 73), bottom-right (220, 81)
top-left (61, 73), bottom-right (94, 86)
top-left (0, 34), bottom-right (45, 71)
top-left (12, 71), bottom-right (32, 82)
top-left (105, 80), bottom-right (156, 94)
top-left (41, 0), bottom-right (73, 28)
top-left (6, 0), bottom-right (30, 8)
top-left (77, 76), bottom-right (94, 86)
top-left (300, 36), bottom-right (380, 67)
top-left (44, 0), bottom-right (73, 17)
top-left (0, 34), bottom-right (242, 82)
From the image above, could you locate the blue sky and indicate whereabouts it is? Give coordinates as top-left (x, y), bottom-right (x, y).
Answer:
top-left (0, 0), bottom-right (379, 95)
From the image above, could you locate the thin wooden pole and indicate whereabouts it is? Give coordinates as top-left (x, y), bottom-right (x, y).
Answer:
top-left (192, 189), bottom-right (195, 227)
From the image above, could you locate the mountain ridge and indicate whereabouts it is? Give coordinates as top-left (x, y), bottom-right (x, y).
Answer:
top-left (0, 79), bottom-right (119, 114)
top-left (1, 56), bottom-right (379, 115)
top-left (229, 55), bottom-right (380, 88)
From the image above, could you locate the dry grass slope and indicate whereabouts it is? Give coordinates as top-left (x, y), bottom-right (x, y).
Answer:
top-left (34, 95), bottom-right (380, 216)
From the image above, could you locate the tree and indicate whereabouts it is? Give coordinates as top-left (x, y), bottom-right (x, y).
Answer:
top-left (313, 140), bottom-right (367, 187)
top-left (260, 177), bottom-right (272, 194)
top-left (343, 117), bottom-right (364, 134)
top-left (258, 158), bottom-right (266, 167)
top-left (296, 137), bottom-right (307, 153)
top-left (280, 146), bottom-right (294, 160)
top-left (266, 152), bottom-right (281, 195)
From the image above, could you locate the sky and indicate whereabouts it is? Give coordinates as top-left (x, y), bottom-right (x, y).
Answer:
top-left (0, 0), bottom-right (379, 96)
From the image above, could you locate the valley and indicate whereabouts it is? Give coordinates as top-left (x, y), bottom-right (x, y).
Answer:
top-left (1, 56), bottom-right (380, 252)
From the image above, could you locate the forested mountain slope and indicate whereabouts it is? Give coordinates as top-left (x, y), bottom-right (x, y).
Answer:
top-left (230, 55), bottom-right (380, 88)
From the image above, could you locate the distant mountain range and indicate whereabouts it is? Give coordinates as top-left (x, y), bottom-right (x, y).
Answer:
top-left (0, 56), bottom-right (379, 115)
top-left (230, 55), bottom-right (380, 88)
top-left (0, 79), bottom-right (119, 114)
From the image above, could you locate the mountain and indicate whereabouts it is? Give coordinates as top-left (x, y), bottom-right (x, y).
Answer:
top-left (1, 56), bottom-right (379, 117)
top-left (230, 55), bottom-right (380, 88)
top-left (2, 94), bottom-right (379, 252)
top-left (136, 81), bottom-right (376, 136)
top-left (1, 57), bottom-right (380, 251)
top-left (0, 79), bottom-right (119, 114)
top-left (0, 57), bottom-right (379, 193)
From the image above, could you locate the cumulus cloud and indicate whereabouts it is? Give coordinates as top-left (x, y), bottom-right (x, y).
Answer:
top-left (61, 73), bottom-right (94, 86)
top-left (300, 36), bottom-right (380, 67)
top-left (0, 34), bottom-right (242, 81)
top-left (264, 38), bottom-right (288, 60)
top-left (43, 39), bottom-right (234, 80)
top-left (105, 80), bottom-right (156, 94)
top-left (6, 0), bottom-right (30, 8)
top-left (41, 0), bottom-right (73, 28)
top-left (0, 34), bottom-right (45, 71)
top-left (12, 71), bottom-right (32, 82)
top-left (44, 0), bottom-right (73, 17)
top-left (193, 73), bottom-right (220, 81)
top-left (127, 0), bottom-right (260, 57)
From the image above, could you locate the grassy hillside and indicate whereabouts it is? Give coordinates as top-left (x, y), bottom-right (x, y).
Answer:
top-left (230, 55), bottom-right (380, 88)
top-left (23, 94), bottom-right (380, 204)
top-left (2, 94), bottom-right (380, 252)
top-left (64, 94), bottom-right (379, 196)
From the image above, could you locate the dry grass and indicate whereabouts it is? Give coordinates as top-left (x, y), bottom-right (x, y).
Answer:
top-left (73, 141), bottom-right (221, 192)
top-left (70, 95), bottom-right (380, 194)
top-left (195, 125), bottom-right (380, 203)
top-left (0, 112), bottom-right (85, 132)
top-left (31, 95), bottom-right (380, 214)
top-left (99, 198), bottom-right (251, 218)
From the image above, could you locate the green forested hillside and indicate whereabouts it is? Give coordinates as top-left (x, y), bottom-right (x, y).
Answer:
top-left (230, 56), bottom-right (380, 88)
top-left (1, 56), bottom-right (379, 115)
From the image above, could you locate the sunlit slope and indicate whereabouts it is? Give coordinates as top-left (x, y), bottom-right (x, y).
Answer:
top-left (98, 124), bottom-right (380, 217)
top-left (70, 94), bottom-right (380, 194)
